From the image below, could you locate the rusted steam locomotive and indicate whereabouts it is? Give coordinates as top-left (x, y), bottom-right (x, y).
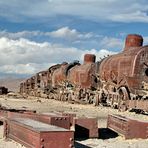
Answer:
top-left (20, 34), bottom-right (148, 112)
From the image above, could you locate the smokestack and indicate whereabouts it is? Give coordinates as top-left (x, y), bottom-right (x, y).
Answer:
top-left (124, 34), bottom-right (143, 51)
top-left (84, 54), bottom-right (96, 64)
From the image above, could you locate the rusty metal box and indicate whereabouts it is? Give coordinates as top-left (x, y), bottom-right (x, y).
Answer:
top-left (6, 118), bottom-right (74, 148)
top-left (73, 118), bottom-right (98, 138)
top-left (53, 112), bottom-right (76, 126)
top-left (7, 112), bottom-right (71, 129)
top-left (41, 112), bottom-right (71, 129)
top-left (107, 114), bottom-right (148, 139)
top-left (51, 112), bottom-right (99, 138)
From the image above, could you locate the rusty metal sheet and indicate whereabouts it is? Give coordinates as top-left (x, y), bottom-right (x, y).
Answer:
top-left (107, 114), bottom-right (148, 139)
top-left (73, 118), bottom-right (98, 138)
top-left (5, 118), bottom-right (74, 148)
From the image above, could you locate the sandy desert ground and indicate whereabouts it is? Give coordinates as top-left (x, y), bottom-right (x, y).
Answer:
top-left (0, 94), bottom-right (148, 148)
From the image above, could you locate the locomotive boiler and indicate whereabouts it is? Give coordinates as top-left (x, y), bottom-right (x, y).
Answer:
top-left (97, 34), bottom-right (148, 111)
top-left (20, 34), bottom-right (148, 112)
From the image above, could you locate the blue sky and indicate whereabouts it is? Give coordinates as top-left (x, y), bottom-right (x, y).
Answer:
top-left (0, 0), bottom-right (148, 77)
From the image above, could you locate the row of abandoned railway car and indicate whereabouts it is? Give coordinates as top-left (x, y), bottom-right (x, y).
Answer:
top-left (20, 34), bottom-right (148, 112)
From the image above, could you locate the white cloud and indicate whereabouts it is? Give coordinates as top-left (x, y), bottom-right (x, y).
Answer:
top-left (111, 11), bottom-right (148, 23)
top-left (100, 36), bottom-right (124, 49)
top-left (0, 63), bottom-right (55, 75)
top-left (0, 0), bottom-right (148, 23)
top-left (79, 48), bottom-right (117, 62)
top-left (50, 27), bottom-right (79, 39)
top-left (50, 27), bottom-right (93, 40)
top-left (143, 36), bottom-right (148, 45)
top-left (0, 30), bottom-right (41, 39)
top-left (0, 37), bottom-right (116, 75)
top-left (0, 28), bottom-right (95, 41)
top-left (0, 64), bottom-right (36, 74)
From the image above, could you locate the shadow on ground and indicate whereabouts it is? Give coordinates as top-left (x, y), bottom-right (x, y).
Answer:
top-left (75, 141), bottom-right (92, 148)
top-left (75, 128), bottom-right (118, 147)
top-left (99, 128), bottom-right (118, 139)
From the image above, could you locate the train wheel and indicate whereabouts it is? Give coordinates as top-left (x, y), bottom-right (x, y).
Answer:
top-left (58, 93), bottom-right (63, 101)
top-left (48, 93), bottom-right (56, 99)
top-left (94, 98), bottom-right (99, 106)
top-left (118, 87), bottom-right (129, 111)
top-left (88, 96), bottom-right (93, 104)
top-left (93, 94), bottom-right (100, 106)
top-left (67, 93), bottom-right (72, 102)
top-left (119, 103), bottom-right (127, 112)
top-left (61, 94), bottom-right (66, 101)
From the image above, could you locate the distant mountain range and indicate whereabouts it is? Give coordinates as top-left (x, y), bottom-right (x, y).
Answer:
top-left (0, 77), bottom-right (26, 92)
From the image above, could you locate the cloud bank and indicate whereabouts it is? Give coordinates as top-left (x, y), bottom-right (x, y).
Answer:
top-left (0, 37), bottom-right (116, 75)
top-left (0, 0), bottom-right (148, 23)
top-left (0, 27), bottom-right (123, 50)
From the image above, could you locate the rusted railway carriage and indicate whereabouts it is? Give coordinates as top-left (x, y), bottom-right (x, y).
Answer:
top-left (20, 34), bottom-right (148, 112)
